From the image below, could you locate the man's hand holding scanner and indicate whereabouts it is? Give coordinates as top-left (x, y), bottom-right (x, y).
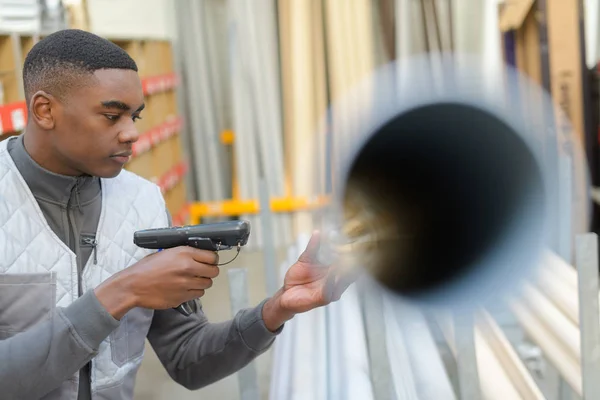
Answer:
top-left (94, 247), bottom-right (219, 320)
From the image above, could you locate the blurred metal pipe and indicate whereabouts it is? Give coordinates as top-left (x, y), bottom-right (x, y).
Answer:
top-left (509, 300), bottom-right (582, 396)
top-left (435, 311), bottom-right (540, 400)
top-left (454, 313), bottom-right (481, 400)
top-left (258, 178), bottom-right (279, 296)
top-left (535, 260), bottom-right (579, 324)
top-left (375, 0), bottom-right (396, 60)
top-left (476, 311), bottom-right (545, 400)
top-left (174, 0), bottom-right (211, 201)
top-left (359, 285), bottom-right (397, 399)
top-left (175, 0), bottom-right (226, 202)
top-left (227, 0), bottom-right (263, 249)
top-left (575, 233), bottom-right (600, 399)
top-left (520, 284), bottom-right (581, 360)
top-left (240, 0), bottom-right (290, 248)
top-left (384, 298), bottom-right (456, 400)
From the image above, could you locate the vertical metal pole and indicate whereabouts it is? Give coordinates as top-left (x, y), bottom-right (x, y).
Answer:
top-left (558, 155), bottom-right (573, 262)
top-left (359, 285), bottom-right (396, 400)
top-left (454, 312), bottom-right (481, 400)
top-left (169, 0), bottom-right (198, 204)
top-left (576, 233), bottom-right (600, 400)
top-left (228, 268), bottom-right (260, 400)
top-left (559, 378), bottom-right (574, 400)
top-left (259, 178), bottom-right (279, 296)
top-left (175, 0), bottom-right (214, 202)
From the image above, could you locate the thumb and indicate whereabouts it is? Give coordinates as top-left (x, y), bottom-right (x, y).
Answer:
top-left (298, 231), bottom-right (321, 264)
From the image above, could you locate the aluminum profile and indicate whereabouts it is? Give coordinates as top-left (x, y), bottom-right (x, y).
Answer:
top-left (0, 0), bottom-right (41, 33)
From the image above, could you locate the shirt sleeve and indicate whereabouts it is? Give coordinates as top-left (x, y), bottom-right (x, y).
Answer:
top-left (0, 290), bottom-right (120, 399)
top-left (147, 300), bottom-right (282, 390)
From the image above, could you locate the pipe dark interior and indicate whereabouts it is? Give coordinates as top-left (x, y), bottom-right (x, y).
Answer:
top-left (344, 103), bottom-right (544, 297)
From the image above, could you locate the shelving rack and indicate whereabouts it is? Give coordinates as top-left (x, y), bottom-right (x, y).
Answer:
top-left (0, 32), bottom-right (189, 226)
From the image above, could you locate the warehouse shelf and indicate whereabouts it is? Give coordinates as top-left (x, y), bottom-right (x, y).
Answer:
top-left (132, 115), bottom-right (182, 157)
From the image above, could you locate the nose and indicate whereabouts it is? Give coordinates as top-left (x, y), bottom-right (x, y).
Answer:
top-left (118, 121), bottom-right (140, 144)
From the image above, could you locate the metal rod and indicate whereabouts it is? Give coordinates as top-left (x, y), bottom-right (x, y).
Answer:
top-left (558, 155), bottom-right (574, 262)
top-left (259, 178), bottom-right (279, 296)
top-left (576, 233), bottom-right (600, 400)
top-left (454, 312), bottom-right (481, 400)
top-left (228, 268), bottom-right (260, 400)
top-left (359, 284), bottom-right (396, 400)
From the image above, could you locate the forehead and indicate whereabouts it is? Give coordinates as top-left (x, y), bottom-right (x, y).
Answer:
top-left (77, 68), bottom-right (143, 104)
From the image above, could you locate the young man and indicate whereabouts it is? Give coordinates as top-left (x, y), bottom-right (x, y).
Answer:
top-left (0, 29), bottom-right (349, 400)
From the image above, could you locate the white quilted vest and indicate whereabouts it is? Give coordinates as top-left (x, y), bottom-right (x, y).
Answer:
top-left (0, 137), bottom-right (169, 399)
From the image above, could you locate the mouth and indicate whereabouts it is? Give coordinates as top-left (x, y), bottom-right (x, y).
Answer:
top-left (110, 151), bottom-right (132, 164)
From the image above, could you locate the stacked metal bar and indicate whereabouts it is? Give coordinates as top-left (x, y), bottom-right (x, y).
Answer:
top-left (0, 0), bottom-right (40, 33)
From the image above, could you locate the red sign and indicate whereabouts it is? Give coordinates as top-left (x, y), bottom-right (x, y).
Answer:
top-left (0, 102), bottom-right (27, 135)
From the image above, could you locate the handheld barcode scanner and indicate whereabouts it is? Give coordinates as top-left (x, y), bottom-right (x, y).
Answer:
top-left (133, 220), bottom-right (251, 316)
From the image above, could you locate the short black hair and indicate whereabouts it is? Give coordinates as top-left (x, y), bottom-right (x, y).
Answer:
top-left (23, 29), bottom-right (138, 103)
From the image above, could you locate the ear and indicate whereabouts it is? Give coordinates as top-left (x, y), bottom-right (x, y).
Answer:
top-left (29, 90), bottom-right (57, 130)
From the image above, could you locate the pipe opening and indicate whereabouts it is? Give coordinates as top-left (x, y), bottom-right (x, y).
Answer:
top-left (342, 103), bottom-right (545, 298)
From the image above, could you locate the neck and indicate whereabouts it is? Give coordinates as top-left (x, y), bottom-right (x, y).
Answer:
top-left (23, 129), bottom-right (83, 177)
top-left (7, 134), bottom-right (101, 207)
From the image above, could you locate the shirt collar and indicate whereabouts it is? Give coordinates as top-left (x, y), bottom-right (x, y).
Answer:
top-left (7, 134), bottom-right (101, 207)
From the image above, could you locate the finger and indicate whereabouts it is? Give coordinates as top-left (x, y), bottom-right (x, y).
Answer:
top-left (188, 248), bottom-right (219, 265)
top-left (191, 277), bottom-right (213, 290)
top-left (196, 265), bottom-right (220, 279)
top-left (183, 259), bottom-right (220, 279)
top-left (298, 230), bottom-right (321, 264)
top-left (188, 289), bottom-right (206, 298)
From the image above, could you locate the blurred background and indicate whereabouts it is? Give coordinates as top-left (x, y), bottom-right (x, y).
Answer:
top-left (2, 0), bottom-right (600, 399)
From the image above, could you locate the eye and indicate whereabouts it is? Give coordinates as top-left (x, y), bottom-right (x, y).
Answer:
top-left (104, 114), bottom-right (120, 122)
top-left (132, 115), bottom-right (142, 122)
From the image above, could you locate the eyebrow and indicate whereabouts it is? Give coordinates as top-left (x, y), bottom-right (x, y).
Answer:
top-left (101, 100), bottom-right (145, 113)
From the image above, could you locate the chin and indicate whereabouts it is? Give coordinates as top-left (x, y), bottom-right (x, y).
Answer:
top-left (90, 165), bottom-right (125, 179)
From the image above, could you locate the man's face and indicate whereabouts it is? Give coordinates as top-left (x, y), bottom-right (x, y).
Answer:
top-left (50, 68), bottom-right (145, 178)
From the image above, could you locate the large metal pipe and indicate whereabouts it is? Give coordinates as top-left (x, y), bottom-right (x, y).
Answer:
top-left (317, 54), bottom-right (589, 310)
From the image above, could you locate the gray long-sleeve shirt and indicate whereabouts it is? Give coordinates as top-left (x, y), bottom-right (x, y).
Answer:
top-left (1, 134), bottom-right (281, 399)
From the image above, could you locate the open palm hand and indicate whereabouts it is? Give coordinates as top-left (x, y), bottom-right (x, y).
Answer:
top-left (279, 231), bottom-right (356, 314)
